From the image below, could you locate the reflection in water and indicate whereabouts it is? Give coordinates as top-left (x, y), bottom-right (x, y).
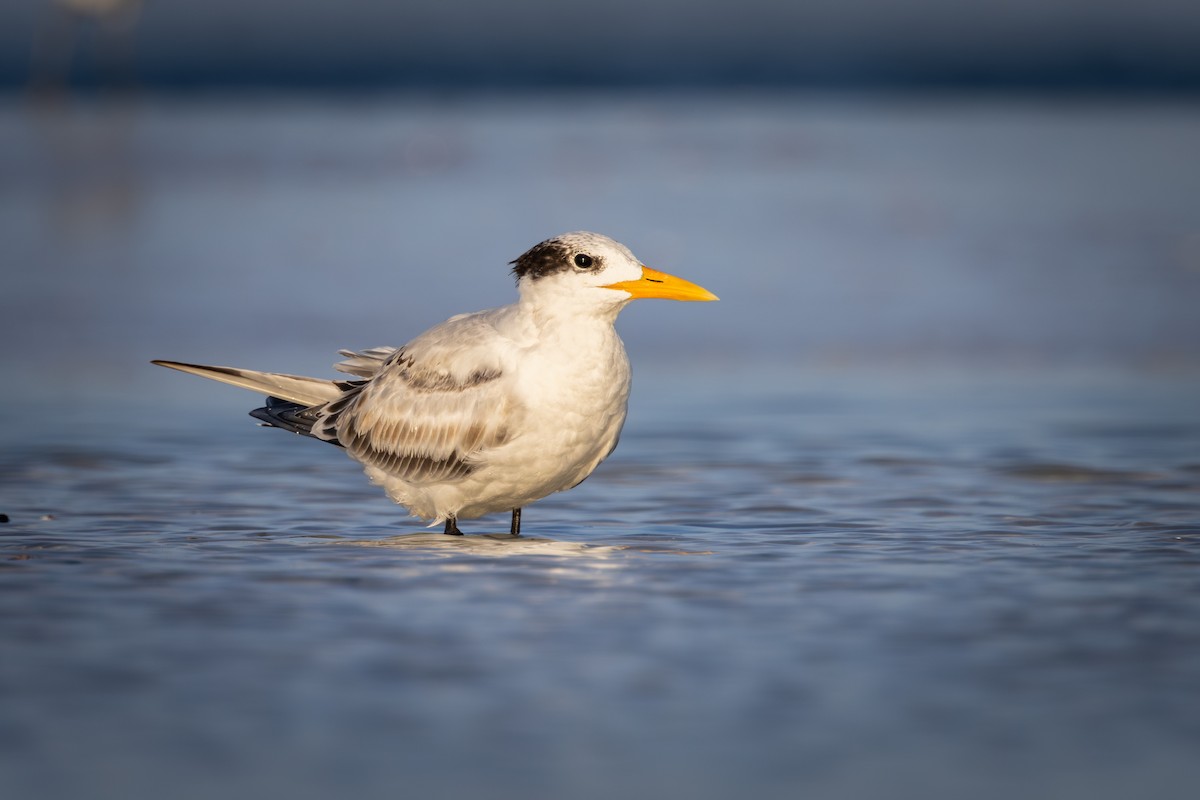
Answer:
top-left (340, 532), bottom-right (623, 558)
top-left (30, 101), bottom-right (141, 242)
top-left (338, 532), bottom-right (710, 558)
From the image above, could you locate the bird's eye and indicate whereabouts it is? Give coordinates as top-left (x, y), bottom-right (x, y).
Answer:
top-left (573, 253), bottom-right (594, 269)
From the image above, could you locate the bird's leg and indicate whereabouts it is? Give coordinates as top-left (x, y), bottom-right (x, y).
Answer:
top-left (443, 516), bottom-right (463, 536)
top-left (510, 508), bottom-right (522, 537)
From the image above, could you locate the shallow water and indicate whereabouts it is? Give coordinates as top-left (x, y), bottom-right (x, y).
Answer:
top-left (2, 366), bottom-right (1199, 800)
top-left (3, 93), bottom-right (1200, 798)
top-left (3, 93), bottom-right (1199, 380)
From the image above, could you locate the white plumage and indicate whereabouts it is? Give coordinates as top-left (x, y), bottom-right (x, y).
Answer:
top-left (154, 232), bottom-right (717, 535)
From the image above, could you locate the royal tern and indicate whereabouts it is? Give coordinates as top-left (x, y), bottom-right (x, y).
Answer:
top-left (154, 232), bottom-right (717, 536)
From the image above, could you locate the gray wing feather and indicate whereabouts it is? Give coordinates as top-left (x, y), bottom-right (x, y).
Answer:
top-left (333, 347), bottom-right (398, 378)
top-left (316, 314), bottom-right (520, 485)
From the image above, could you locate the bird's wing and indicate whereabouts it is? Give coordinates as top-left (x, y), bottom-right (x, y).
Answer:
top-left (315, 313), bottom-right (522, 485)
top-left (332, 346), bottom-right (398, 378)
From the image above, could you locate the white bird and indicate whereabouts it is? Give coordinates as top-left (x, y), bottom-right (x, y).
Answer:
top-left (154, 232), bottom-right (717, 536)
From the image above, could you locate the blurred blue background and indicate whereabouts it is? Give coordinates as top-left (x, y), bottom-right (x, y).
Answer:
top-left (5, 1), bottom-right (1200, 90)
top-left (1, 1), bottom-right (1198, 402)
top-left (2, 5), bottom-right (1200, 800)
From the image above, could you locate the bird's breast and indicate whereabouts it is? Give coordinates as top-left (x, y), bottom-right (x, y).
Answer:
top-left (504, 326), bottom-right (630, 466)
top-left (516, 326), bottom-right (630, 413)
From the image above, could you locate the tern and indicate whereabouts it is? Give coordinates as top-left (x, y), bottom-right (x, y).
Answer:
top-left (154, 232), bottom-right (717, 536)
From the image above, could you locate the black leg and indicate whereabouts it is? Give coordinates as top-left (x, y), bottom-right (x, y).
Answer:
top-left (443, 516), bottom-right (463, 536)
top-left (510, 508), bottom-right (522, 537)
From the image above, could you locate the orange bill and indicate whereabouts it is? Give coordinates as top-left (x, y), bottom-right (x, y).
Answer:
top-left (602, 266), bottom-right (719, 302)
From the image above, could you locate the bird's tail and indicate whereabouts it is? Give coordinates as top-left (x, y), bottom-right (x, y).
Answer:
top-left (151, 360), bottom-right (344, 407)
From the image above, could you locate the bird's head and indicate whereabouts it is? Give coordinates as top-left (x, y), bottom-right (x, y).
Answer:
top-left (510, 231), bottom-right (718, 314)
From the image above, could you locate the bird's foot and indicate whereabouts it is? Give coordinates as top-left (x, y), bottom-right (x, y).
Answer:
top-left (443, 517), bottom-right (463, 536)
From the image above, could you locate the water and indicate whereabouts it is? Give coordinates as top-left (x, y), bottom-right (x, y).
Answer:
top-left (4, 93), bottom-right (1199, 376)
top-left (2, 365), bottom-right (1198, 800)
top-left (2, 94), bottom-right (1200, 799)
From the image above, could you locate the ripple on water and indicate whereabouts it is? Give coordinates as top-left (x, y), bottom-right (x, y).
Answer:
top-left (996, 462), bottom-right (1164, 483)
top-left (2, 367), bottom-right (1200, 800)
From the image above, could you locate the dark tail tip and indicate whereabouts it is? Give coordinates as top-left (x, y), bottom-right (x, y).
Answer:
top-left (249, 397), bottom-right (318, 437)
